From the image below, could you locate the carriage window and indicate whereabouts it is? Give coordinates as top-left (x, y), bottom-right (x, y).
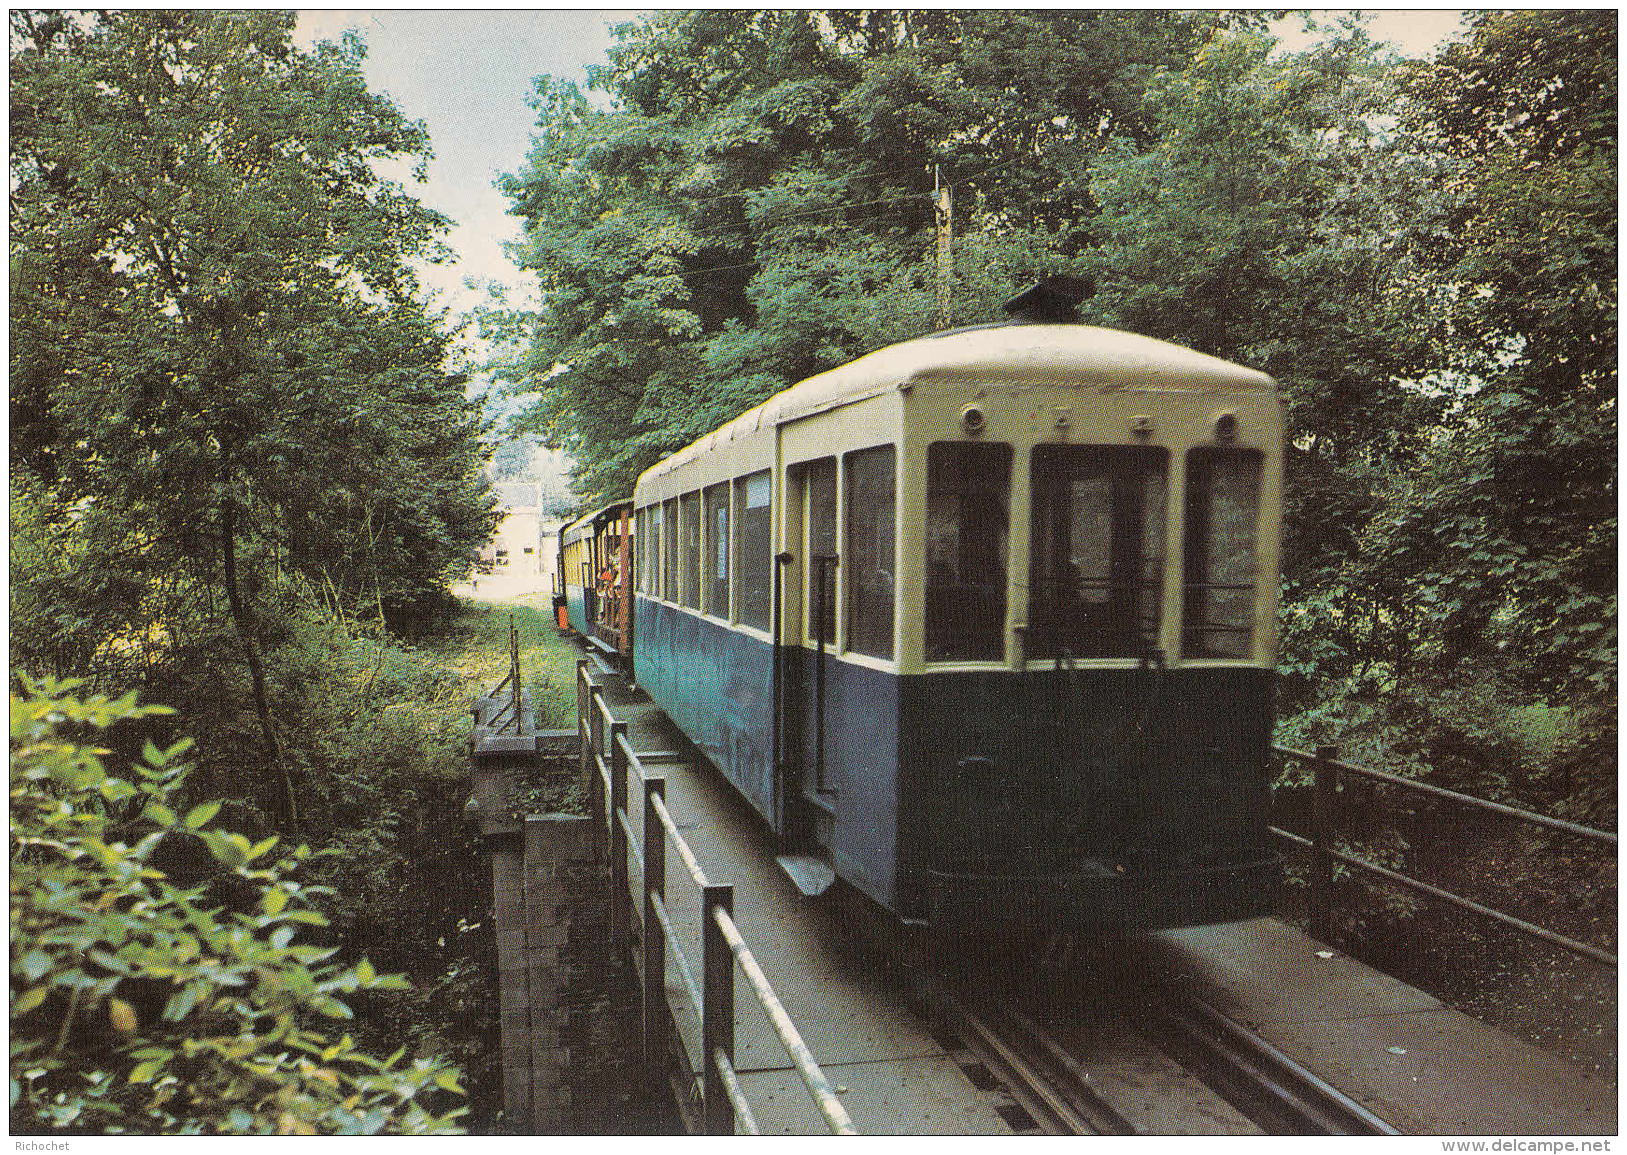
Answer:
top-left (1183, 448), bottom-right (1262, 658)
top-left (662, 498), bottom-right (678, 601)
top-left (680, 491), bottom-right (701, 609)
top-left (926, 442), bottom-right (1011, 661)
top-left (636, 507), bottom-right (650, 593)
top-left (845, 446), bottom-right (896, 660)
top-left (1029, 445), bottom-right (1167, 659)
top-left (704, 483), bottom-right (729, 617)
top-left (805, 458), bottom-right (837, 644)
top-left (735, 470), bottom-right (772, 630)
top-left (641, 507), bottom-right (654, 598)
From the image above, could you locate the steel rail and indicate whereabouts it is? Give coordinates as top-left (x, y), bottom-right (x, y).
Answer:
top-left (650, 892), bottom-right (705, 1028)
top-left (712, 1048), bottom-right (762, 1135)
top-left (712, 905), bottom-right (859, 1135)
top-left (1154, 988), bottom-right (1400, 1136)
top-left (1271, 826), bottom-right (1617, 967)
top-left (1274, 744), bottom-right (1616, 846)
top-left (1001, 1005), bottom-right (1139, 1135)
top-left (940, 988), bottom-right (1129, 1135)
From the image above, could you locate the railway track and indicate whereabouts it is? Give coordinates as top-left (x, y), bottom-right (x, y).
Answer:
top-left (932, 966), bottom-right (1400, 1136)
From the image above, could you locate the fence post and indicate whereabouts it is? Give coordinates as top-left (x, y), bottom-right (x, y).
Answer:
top-left (702, 883), bottom-right (736, 1136)
top-left (642, 775), bottom-right (668, 1091)
top-left (576, 660), bottom-right (592, 792)
top-left (609, 718), bottom-right (630, 947)
top-left (589, 685), bottom-right (606, 782)
top-left (1311, 744), bottom-right (1339, 944)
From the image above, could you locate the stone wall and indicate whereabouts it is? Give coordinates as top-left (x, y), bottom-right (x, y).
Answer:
top-left (469, 713), bottom-right (667, 1132)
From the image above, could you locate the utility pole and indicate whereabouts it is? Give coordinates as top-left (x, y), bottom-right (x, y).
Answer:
top-left (934, 164), bottom-right (952, 329)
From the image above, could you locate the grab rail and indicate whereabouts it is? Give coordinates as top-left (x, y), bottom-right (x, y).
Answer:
top-left (578, 660), bottom-right (857, 1135)
top-left (1272, 743), bottom-right (1616, 968)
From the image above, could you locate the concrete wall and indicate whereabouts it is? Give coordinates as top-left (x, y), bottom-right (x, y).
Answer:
top-left (469, 719), bottom-right (650, 1131)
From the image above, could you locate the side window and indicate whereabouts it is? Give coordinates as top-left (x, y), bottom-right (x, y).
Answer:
top-left (641, 507), bottom-right (654, 598)
top-left (845, 445), bottom-right (896, 660)
top-left (680, 490), bottom-right (701, 609)
top-left (704, 482), bottom-right (730, 617)
top-left (1183, 448), bottom-right (1262, 658)
top-left (735, 470), bottom-right (772, 630)
top-left (926, 441), bottom-right (1011, 661)
top-left (806, 457), bottom-right (837, 644)
top-left (636, 507), bottom-right (649, 594)
top-left (662, 498), bottom-right (678, 601)
top-left (1029, 445), bottom-right (1168, 659)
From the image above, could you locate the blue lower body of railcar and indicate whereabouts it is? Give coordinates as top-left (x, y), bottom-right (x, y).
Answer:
top-left (897, 666), bottom-right (1279, 930)
top-left (633, 597), bottom-right (777, 819)
top-left (633, 591), bottom-right (1277, 932)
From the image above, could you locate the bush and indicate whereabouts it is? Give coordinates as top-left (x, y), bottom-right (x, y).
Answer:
top-left (9, 676), bottom-right (466, 1135)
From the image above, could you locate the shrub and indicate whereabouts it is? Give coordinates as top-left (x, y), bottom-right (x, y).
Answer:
top-left (9, 676), bottom-right (466, 1135)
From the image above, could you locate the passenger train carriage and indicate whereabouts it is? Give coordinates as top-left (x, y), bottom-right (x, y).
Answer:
top-left (557, 501), bottom-right (634, 656)
top-left (626, 315), bottom-right (1283, 934)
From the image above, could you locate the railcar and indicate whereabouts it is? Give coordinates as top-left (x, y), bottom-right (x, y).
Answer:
top-left (556, 501), bottom-right (635, 662)
top-left (628, 309), bottom-right (1283, 935)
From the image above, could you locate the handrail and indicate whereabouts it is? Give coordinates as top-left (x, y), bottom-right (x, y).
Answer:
top-left (713, 904), bottom-right (859, 1134)
top-left (1273, 743), bottom-right (1616, 969)
top-left (651, 891), bottom-right (704, 1023)
top-left (712, 1048), bottom-right (762, 1136)
top-left (651, 790), bottom-right (710, 889)
top-left (579, 659), bottom-right (856, 1135)
top-left (1271, 825), bottom-right (1617, 967)
top-left (1275, 744), bottom-right (1616, 846)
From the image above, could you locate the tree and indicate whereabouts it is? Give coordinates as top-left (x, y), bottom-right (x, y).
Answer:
top-left (1088, 23), bottom-right (1452, 570)
top-left (1391, 10), bottom-right (1616, 706)
top-left (10, 11), bottom-right (497, 827)
top-left (10, 676), bottom-right (466, 1134)
top-left (494, 10), bottom-right (1239, 499)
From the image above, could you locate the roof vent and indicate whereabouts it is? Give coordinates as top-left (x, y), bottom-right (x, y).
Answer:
top-left (1002, 275), bottom-right (1092, 324)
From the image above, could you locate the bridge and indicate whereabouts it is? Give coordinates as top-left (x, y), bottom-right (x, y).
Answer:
top-left (464, 635), bottom-right (1615, 1134)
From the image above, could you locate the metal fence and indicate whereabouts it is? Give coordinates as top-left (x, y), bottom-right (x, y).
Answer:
top-left (1272, 743), bottom-right (1617, 968)
top-left (577, 660), bottom-right (857, 1136)
top-left (484, 615), bottom-right (524, 734)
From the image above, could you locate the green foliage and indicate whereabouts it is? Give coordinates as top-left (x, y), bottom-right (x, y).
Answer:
top-left (492, 10), bottom-right (1232, 500)
top-left (1088, 22), bottom-right (1452, 584)
top-left (10, 676), bottom-right (466, 1134)
top-left (8, 8), bottom-right (497, 628)
top-left (494, 10), bottom-right (1614, 818)
top-left (10, 10), bottom-right (498, 825)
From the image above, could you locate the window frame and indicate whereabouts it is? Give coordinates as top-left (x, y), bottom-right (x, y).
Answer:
top-left (702, 482), bottom-right (731, 620)
top-left (1181, 446), bottom-right (1264, 660)
top-left (679, 490), bottom-right (702, 610)
top-left (1026, 442), bottom-right (1170, 661)
top-left (842, 444), bottom-right (897, 662)
top-left (734, 469), bottom-right (773, 632)
top-left (662, 497), bottom-right (678, 602)
top-left (924, 440), bottom-right (1012, 664)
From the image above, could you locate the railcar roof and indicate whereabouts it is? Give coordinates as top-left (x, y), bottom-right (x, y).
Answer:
top-left (638, 324), bottom-right (1276, 489)
top-left (561, 500), bottom-right (627, 540)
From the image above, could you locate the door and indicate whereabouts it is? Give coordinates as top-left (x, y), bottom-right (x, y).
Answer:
top-left (779, 457), bottom-right (838, 853)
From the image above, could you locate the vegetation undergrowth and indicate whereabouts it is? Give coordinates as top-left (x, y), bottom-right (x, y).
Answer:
top-left (10, 590), bottom-right (595, 1134)
top-left (10, 677), bottom-right (467, 1135)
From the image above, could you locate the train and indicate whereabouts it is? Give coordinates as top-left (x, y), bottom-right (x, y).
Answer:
top-left (557, 290), bottom-right (1283, 937)
top-left (557, 501), bottom-right (633, 654)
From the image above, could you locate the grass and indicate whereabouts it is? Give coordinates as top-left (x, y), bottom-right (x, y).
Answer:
top-left (420, 593), bottom-right (584, 730)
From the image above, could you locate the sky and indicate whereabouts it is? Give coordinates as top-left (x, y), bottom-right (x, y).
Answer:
top-left (293, 8), bottom-right (1474, 372)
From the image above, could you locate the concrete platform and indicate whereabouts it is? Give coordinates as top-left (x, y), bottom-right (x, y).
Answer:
top-left (1142, 918), bottom-right (1617, 1135)
top-left (585, 671), bottom-right (1013, 1135)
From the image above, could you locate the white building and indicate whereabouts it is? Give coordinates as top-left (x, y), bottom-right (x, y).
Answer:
top-left (473, 483), bottom-right (563, 598)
